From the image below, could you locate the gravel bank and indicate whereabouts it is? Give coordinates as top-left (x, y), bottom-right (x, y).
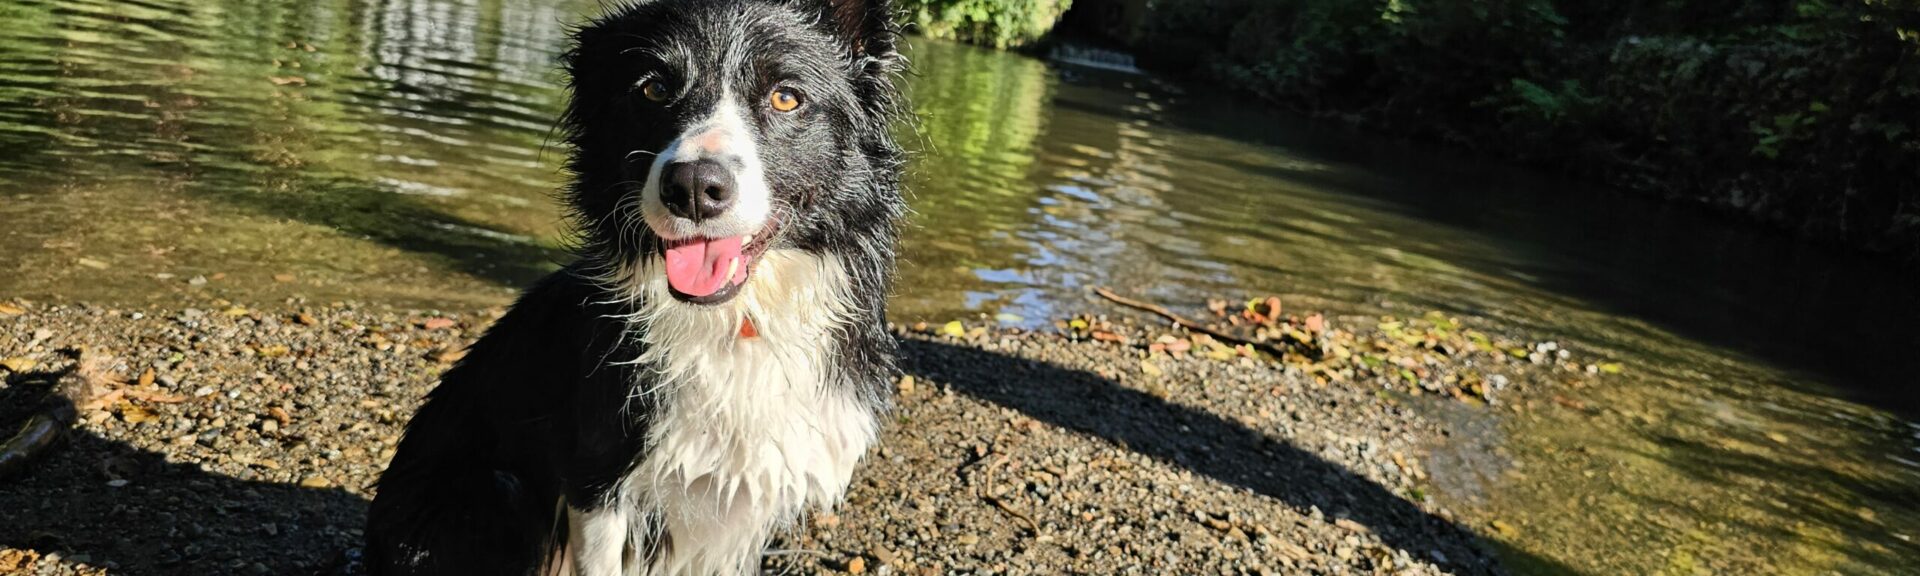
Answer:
top-left (0, 300), bottom-right (1512, 575)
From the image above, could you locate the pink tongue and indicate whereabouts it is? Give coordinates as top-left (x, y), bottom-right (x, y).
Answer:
top-left (663, 236), bottom-right (745, 297)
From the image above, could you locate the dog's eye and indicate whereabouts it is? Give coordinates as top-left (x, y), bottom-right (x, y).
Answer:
top-left (769, 87), bottom-right (802, 113)
top-left (639, 78), bottom-right (671, 102)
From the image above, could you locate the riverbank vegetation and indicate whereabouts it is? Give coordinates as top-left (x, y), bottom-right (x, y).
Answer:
top-left (917, 0), bottom-right (1920, 257)
top-left (898, 0), bottom-right (1074, 47)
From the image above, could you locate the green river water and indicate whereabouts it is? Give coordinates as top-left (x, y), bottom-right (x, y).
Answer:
top-left (1, 0), bottom-right (1917, 573)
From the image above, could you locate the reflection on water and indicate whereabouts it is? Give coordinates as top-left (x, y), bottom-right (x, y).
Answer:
top-left (1, 0), bottom-right (1918, 573)
top-left (0, 0), bottom-right (573, 306)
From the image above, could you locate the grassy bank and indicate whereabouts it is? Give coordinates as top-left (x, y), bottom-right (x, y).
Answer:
top-left (957, 0), bottom-right (1920, 258)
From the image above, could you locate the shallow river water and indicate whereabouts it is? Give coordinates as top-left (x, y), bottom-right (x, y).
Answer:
top-left (2, 0), bottom-right (1917, 573)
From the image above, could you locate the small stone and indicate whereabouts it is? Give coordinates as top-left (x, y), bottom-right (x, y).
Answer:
top-left (299, 475), bottom-right (331, 489)
top-left (847, 557), bottom-right (867, 574)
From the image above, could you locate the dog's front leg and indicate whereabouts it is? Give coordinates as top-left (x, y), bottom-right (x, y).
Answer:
top-left (568, 503), bottom-right (631, 576)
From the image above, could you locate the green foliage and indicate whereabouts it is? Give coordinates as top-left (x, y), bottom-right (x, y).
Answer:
top-left (898, 0), bottom-right (1073, 48)
top-left (1136, 0), bottom-right (1920, 255)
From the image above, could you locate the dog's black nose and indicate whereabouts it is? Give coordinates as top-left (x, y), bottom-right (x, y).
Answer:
top-left (661, 159), bottom-right (736, 220)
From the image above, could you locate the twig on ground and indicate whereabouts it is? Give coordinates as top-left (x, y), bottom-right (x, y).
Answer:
top-left (1091, 287), bottom-right (1292, 358)
top-left (979, 454), bottom-right (1041, 536)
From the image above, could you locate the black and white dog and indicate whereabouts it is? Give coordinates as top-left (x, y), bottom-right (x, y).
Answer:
top-left (366, 0), bottom-right (905, 574)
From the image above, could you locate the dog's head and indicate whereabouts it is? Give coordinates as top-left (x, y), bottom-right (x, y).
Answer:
top-left (562, 0), bottom-right (904, 306)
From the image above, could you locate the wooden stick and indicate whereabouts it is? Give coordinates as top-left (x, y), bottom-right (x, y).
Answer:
top-left (0, 393), bottom-right (76, 479)
top-left (1091, 287), bottom-right (1293, 358)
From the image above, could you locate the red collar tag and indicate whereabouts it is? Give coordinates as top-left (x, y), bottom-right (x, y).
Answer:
top-left (739, 317), bottom-right (758, 339)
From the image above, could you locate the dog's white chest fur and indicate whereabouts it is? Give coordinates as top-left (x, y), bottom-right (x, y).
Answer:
top-left (572, 251), bottom-right (878, 576)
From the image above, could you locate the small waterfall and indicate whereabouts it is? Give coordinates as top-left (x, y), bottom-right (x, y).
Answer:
top-left (1048, 44), bottom-right (1142, 74)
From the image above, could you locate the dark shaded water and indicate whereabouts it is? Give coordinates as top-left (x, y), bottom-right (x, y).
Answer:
top-left (1, 0), bottom-right (1916, 573)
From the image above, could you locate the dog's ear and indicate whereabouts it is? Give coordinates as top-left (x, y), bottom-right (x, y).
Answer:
top-left (819, 0), bottom-right (897, 64)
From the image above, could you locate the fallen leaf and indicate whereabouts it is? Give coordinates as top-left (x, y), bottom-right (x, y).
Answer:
top-left (118, 402), bottom-right (157, 424)
top-left (1, 357), bottom-right (36, 372)
top-left (1205, 344), bottom-right (1236, 361)
top-left (0, 303), bottom-right (24, 315)
top-left (268, 75), bottom-right (307, 86)
top-left (138, 368), bottom-right (155, 387)
top-left (81, 389), bottom-right (126, 411)
top-left (428, 346), bottom-right (467, 364)
top-left (258, 345), bottom-right (291, 358)
top-left (122, 388), bottom-right (186, 403)
top-left (1305, 314), bottom-right (1326, 334)
top-left (422, 317), bottom-right (457, 330)
top-left (273, 274), bottom-right (296, 283)
top-left (940, 321), bottom-right (966, 338)
top-left (1597, 362), bottom-right (1624, 374)
top-left (77, 257), bottom-right (110, 270)
top-left (1490, 519), bottom-right (1517, 536)
top-left (295, 313), bottom-right (318, 326)
top-left (1140, 359), bottom-right (1164, 377)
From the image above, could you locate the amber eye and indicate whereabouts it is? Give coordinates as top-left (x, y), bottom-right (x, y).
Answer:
top-left (639, 78), bottom-right (671, 102)
top-left (769, 87), bottom-right (802, 112)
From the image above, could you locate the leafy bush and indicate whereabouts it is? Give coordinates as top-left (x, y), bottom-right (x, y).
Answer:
top-left (1134, 0), bottom-right (1920, 256)
top-left (898, 0), bottom-right (1073, 48)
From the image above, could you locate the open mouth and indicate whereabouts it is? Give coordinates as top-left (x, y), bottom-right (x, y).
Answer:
top-left (659, 227), bottom-right (772, 305)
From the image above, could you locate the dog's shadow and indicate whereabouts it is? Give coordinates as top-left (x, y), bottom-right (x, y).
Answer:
top-left (0, 370), bottom-right (366, 576)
